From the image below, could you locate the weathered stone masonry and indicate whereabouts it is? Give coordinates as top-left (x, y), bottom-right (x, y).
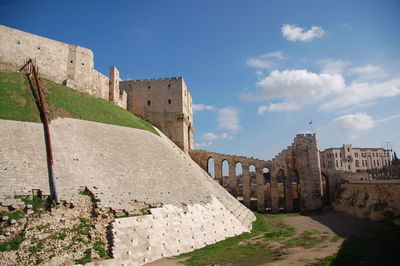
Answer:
top-left (0, 25), bottom-right (127, 108)
top-left (120, 77), bottom-right (194, 153)
top-left (190, 134), bottom-right (324, 213)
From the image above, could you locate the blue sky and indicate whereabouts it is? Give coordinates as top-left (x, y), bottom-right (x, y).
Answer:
top-left (1, 0), bottom-right (399, 159)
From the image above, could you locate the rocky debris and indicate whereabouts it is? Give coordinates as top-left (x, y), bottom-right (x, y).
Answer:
top-left (0, 192), bottom-right (115, 265)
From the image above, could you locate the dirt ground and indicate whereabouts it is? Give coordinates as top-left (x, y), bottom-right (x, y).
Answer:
top-left (147, 210), bottom-right (397, 266)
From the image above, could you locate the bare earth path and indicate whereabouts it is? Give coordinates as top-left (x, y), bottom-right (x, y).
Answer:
top-left (147, 210), bottom-right (399, 265)
top-left (264, 213), bottom-right (343, 266)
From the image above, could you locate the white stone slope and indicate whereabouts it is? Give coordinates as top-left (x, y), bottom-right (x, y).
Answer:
top-left (0, 118), bottom-right (255, 265)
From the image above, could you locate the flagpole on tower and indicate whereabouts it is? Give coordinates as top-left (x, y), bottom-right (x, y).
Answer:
top-left (309, 120), bottom-right (313, 134)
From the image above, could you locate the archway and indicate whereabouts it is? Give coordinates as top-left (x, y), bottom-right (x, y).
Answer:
top-left (235, 162), bottom-right (243, 196)
top-left (249, 165), bottom-right (256, 185)
top-left (263, 167), bottom-right (270, 184)
top-left (221, 160), bottom-right (229, 187)
top-left (321, 173), bottom-right (329, 205)
top-left (207, 157), bottom-right (215, 178)
top-left (277, 169), bottom-right (285, 211)
top-left (263, 167), bottom-right (271, 211)
top-left (291, 170), bottom-right (300, 211)
top-left (249, 165), bottom-right (257, 210)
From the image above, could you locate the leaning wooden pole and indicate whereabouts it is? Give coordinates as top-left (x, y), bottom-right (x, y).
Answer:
top-left (22, 59), bottom-right (60, 204)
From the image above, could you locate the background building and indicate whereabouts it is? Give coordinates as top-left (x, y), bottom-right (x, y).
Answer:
top-left (320, 144), bottom-right (390, 172)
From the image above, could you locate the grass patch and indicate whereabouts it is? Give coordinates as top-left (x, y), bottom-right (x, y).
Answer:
top-left (29, 241), bottom-right (44, 254)
top-left (72, 217), bottom-right (93, 237)
top-left (19, 195), bottom-right (46, 212)
top-left (178, 212), bottom-right (298, 265)
top-left (309, 254), bottom-right (337, 266)
top-left (75, 248), bottom-right (92, 264)
top-left (284, 233), bottom-right (327, 249)
top-left (0, 210), bottom-right (25, 221)
top-left (0, 71), bottom-right (40, 122)
top-left (0, 71), bottom-right (158, 135)
top-left (50, 231), bottom-right (67, 240)
top-left (79, 190), bottom-right (91, 196)
top-left (330, 235), bottom-right (341, 243)
top-left (93, 241), bottom-right (107, 258)
top-left (0, 232), bottom-right (25, 252)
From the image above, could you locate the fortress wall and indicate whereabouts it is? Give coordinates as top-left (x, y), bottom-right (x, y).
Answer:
top-left (0, 25), bottom-right (121, 106)
top-left (0, 118), bottom-right (255, 264)
top-left (0, 25), bottom-right (69, 84)
top-left (332, 182), bottom-right (400, 225)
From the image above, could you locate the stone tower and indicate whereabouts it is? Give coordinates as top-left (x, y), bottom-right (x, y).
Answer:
top-left (120, 77), bottom-right (194, 153)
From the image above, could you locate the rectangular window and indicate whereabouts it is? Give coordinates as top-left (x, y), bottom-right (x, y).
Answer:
top-left (355, 160), bottom-right (359, 167)
top-left (355, 153), bottom-right (358, 157)
top-left (335, 153), bottom-right (338, 158)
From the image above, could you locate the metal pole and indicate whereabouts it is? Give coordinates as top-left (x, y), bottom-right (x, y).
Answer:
top-left (21, 59), bottom-right (60, 204)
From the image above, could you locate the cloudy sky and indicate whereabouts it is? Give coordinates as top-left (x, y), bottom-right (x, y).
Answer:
top-left (1, 0), bottom-right (399, 159)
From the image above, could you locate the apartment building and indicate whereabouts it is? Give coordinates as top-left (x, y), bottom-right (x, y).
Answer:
top-left (320, 144), bottom-right (390, 172)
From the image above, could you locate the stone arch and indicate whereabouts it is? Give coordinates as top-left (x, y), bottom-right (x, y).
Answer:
top-left (207, 157), bottom-right (215, 178)
top-left (235, 162), bottom-right (243, 185)
top-left (277, 169), bottom-right (285, 211)
top-left (249, 165), bottom-right (256, 185)
top-left (321, 172), bottom-right (329, 205)
top-left (263, 167), bottom-right (271, 184)
top-left (291, 170), bottom-right (300, 211)
top-left (263, 167), bottom-right (272, 211)
top-left (221, 159), bottom-right (229, 187)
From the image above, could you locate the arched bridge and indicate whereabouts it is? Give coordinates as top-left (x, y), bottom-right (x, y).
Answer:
top-left (190, 134), bottom-right (324, 213)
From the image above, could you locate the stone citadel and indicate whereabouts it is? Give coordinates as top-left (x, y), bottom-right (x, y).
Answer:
top-left (0, 25), bottom-right (323, 213)
top-left (3, 25), bottom-right (398, 265)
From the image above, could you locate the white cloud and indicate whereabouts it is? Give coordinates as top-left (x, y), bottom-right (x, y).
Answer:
top-left (376, 114), bottom-right (400, 123)
top-left (193, 104), bottom-right (217, 112)
top-left (333, 113), bottom-right (375, 132)
top-left (348, 64), bottom-right (386, 80)
top-left (195, 142), bottom-right (212, 148)
top-left (320, 78), bottom-right (400, 110)
top-left (282, 24), bottom-right (325, 42)
top-left (218, 107), bottom-right (241, 132)
top-left (318, 58), bottom-right (351, 74)
top-left (246, 51), bottom-right (285, 69)
top-left (241, 69), bottom-right (345, 112)
top-left (201, 132), bottom-right (233, 141)
top-left (260, 51), bottom-right (285, 59)
top-left (246, 58), bottom-right (273, 69)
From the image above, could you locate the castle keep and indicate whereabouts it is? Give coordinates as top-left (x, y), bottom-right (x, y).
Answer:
top-left (120, 78), bottom-right (194, 153)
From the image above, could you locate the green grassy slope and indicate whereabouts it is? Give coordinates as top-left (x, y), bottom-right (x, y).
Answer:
top-left (0, 71), bottom-right (158, 135)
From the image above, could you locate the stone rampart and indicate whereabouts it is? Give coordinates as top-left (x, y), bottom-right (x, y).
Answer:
top-left (0, 25), bottom-right (126, 108)
top-left (0, 118), bottom-right (255, 264)
top-left (332, 182), bottom-right (400, 225)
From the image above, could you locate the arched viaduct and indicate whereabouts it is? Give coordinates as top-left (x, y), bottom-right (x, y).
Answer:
top-left (190, 134), bottom-right (324, 213)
